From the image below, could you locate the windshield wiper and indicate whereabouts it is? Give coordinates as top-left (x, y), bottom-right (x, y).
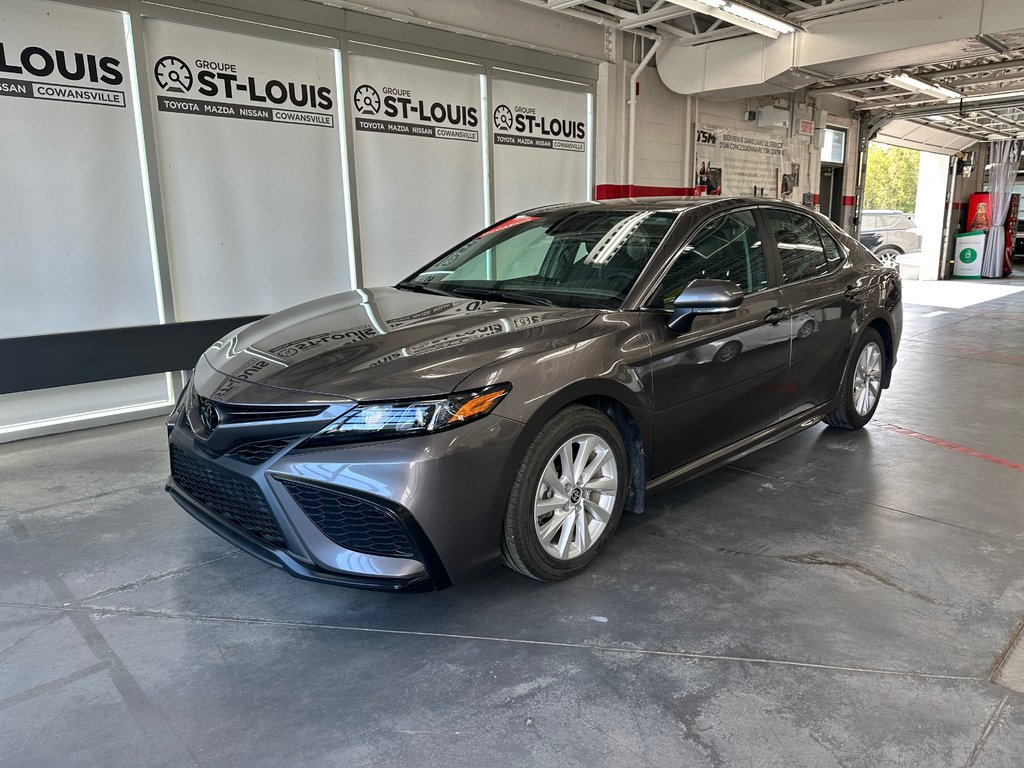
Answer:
top-left (445, 287), bottom-right (554, 306)
top-left (395, 281), bottom-right (454, 297)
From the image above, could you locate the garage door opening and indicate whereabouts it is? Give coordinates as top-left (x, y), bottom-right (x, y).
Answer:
top-left (860, 141), bottom-right (951, 281)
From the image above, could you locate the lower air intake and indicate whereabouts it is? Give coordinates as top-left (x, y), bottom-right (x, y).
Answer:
top-left (280, 480), bottom-right (416, 559)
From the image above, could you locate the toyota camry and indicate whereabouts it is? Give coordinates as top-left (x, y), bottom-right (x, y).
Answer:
top-left (166, 197), bottom-right (901, 591)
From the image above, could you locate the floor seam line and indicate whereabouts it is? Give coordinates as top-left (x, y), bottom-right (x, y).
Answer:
top-left (963, 692), bottom-right (1010, 768)
top-left (3, 479), bottom-right (167, 517)
top-left (3, 599), bottom-right (987, 683)
top-left (68, 552), bottom-right (240, 604)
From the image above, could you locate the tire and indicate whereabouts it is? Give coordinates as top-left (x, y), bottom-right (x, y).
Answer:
top-left (501, 405), bottom-right (628, 581)
top-left (713, 340), bottom-right (743, 364)
top-left (824, 328), bottom-right (886, 430)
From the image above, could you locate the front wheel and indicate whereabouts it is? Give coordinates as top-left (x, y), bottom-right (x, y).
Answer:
top-left (502, 405), bottom-right (627, 581)
top-left (824, 328), bottom-right (886, 430)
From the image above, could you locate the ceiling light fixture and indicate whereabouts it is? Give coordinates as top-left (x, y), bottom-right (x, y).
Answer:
top-left (883, 72), bottom-right (961, 101)
top-left (666, 0), bottom-right (798, 39)
top-left (958, 89), bottom-right (1024, 104)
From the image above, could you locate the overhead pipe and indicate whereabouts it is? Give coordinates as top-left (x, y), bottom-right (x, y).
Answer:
top-left (627, 36), bottom-right (663, 189)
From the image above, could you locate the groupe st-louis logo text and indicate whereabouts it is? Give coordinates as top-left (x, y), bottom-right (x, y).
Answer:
top-left (154, 56), bottom-right (193, 92)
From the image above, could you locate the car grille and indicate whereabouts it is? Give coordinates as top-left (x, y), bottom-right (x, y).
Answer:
top-left (193, 392), bottom-right (327, 424)
top-left (170, 444), bottom-right (286, 547)
top-left (227, 437), bottom-right (296, 465)
top-left (279, 480), bottom-right (416, 559)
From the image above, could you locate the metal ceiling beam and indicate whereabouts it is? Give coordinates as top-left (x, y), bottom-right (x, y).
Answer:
top-left (619, 6), bottom-right (694, 31)
top-left (567, 1), bottom-right (694, 39)
top-left (884, 93), bottom-right (1024, 119)
top-left (979, 109), bottom-right (1024, 131)
top-left (810, 57), bottom-right (1024, 97)
top-left (547, 0), bottom-right (590, 9)
top-left (511, 0), bottom-right (660, 38)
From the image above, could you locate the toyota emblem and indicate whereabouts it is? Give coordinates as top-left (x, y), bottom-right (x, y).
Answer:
top-left (200, 401), bottom-right (221, 432)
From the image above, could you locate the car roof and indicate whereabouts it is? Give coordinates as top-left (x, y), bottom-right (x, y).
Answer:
top-left (520, 196), bottom-right (803, 216)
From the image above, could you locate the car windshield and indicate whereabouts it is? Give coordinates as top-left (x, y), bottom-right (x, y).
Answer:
top-left (399, 209), bottom-right (680, 309)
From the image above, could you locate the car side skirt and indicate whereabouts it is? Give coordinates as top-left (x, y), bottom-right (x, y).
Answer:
top-left (645, 400), bottom-right (838, 495)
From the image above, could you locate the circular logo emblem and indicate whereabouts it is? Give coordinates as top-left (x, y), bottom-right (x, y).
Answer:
top-left (959, 247), bottom-right (978, 264)
top-left (353, 84), bottom-right (381, 115)
top-left (200, 400), bottom-right (221, 432)
top-left (493, 104), bottom-right (514, 131)
top-left (569, 488), bottom-right (582, 504)
top-left (154, 56), bottom-right (193, 93)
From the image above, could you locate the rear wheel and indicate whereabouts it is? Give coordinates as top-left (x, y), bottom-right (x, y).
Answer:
top-left (824, 328), bottom-right (885, 430)
top-left (502, 406), bottom-right (627, 581)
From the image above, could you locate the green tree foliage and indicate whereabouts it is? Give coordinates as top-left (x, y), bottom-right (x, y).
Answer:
top-left (864, 142), bottom-right (920, 212)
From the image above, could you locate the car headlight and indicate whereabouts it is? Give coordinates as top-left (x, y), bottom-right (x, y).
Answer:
top-left (299, 383), bottom-right (512, 448)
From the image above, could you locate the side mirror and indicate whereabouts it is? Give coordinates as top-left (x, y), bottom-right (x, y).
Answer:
top-left (668, 279), bottom-right (744, 332)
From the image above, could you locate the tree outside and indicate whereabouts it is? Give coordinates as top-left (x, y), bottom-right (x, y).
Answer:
top-left (864, 142), bottom-right (920, 212)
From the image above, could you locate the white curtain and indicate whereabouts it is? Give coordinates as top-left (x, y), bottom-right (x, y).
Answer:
top-left (981, 139), bottom-right (1021, 278)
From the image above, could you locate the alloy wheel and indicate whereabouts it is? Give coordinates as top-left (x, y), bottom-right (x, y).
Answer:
top-left (852, 341), bottom-right (883, 416)
top-left (875, 248), bottom-right (900, 268)
top-left (533, 433), bottom-right (618, 560)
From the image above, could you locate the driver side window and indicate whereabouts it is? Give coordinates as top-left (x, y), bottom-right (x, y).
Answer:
top-left (655, 210), bottom-right (768, 309)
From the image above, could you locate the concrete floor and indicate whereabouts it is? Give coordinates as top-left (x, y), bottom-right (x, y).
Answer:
top-left (3, 276), bottom-right (1024, 767)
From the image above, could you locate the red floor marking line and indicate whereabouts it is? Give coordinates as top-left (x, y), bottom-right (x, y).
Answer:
top-left (878, 423), bottom-right (1024, 474)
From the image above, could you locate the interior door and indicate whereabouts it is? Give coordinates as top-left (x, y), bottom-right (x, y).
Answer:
top-left (642, 209), bottom-right (793, 478)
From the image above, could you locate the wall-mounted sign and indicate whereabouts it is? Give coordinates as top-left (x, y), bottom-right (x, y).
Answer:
top-left (491, 78), bottom-right (589, 219)
top-left (1, 0), bottom-right (158, 340)
top-left (145, 20), bottom-right (350, 321)
top-left (695, 123), bottom-right (807, 199)
top-left (149, 47), bottom-right (335, 128)
top-left (348, 54), bottom-right (486, 286)
top-left (0, 33), bottom-right (127, 109)
top-left (351, 71), bottom-right (479, 142)
top-left (491, 100), bottom-right (585, 152)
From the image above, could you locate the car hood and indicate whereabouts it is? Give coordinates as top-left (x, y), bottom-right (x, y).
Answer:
top-left (201, 287), bottom-right (599, 401)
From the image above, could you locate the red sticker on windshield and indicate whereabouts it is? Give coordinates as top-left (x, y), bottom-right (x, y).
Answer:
top-left (477, 215), bottom-right (538, 238)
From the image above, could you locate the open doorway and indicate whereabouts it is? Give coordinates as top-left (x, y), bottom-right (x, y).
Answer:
top-left (819, 128), bottom-right (847, 226)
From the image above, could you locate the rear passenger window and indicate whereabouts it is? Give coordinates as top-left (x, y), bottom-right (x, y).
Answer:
top-left (818, 227), bottom-right (846, 267)
top-left (763, 208), bottom-right (838, 284)
top-left (655, 209), bottom-right (768, 308)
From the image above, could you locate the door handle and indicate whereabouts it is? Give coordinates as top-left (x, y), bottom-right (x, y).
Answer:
top-left (764, 307), bottom-right (792, 325)
top-left (844, 284), bottom-right (864, 299)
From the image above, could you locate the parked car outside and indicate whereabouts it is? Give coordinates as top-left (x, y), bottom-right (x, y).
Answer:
top-left (859, 209), bottom-right (921, 267)
top-left (166, 197), bottom-right (902, 591)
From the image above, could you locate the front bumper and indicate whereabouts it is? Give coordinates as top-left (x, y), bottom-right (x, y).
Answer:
top-left (165, 384), bottom-right (532, 591)
top-left (167, 480), bottom-right (435, 591)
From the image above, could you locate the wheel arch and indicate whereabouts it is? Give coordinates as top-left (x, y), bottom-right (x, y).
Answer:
top-left (864, 315), bottom-right (895, 388)
top-left (523, 380), bottom-right (651, 515)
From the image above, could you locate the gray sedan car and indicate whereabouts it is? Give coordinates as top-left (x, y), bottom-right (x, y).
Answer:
top-left (166, 197), bottom-right (902, 591)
